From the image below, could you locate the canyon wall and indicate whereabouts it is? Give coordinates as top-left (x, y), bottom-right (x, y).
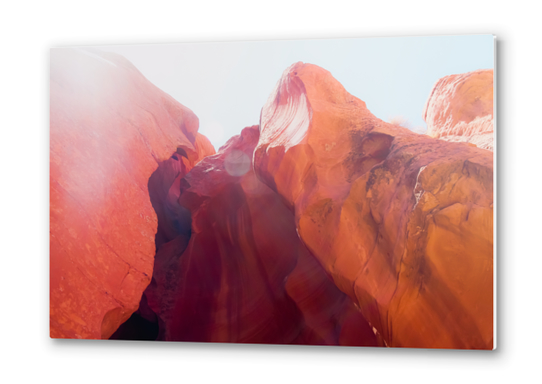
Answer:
top-left (50, 49), bottom-right (214, 339)
top-left (423, 69), bottom-right (494, 151)
top-left (51, 52), bottom-right (493, 349)
top-left (253, 63), bottom-right (493, 349)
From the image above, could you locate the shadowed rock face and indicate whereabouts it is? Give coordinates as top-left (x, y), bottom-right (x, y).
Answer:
top-left (254, 63), bottom-right (493, 349)
top-left (50, 48), bottom-right (214, 339)
top-left (423, 69), bottom-right (494, 151)
top-left (143, 126), bottom-right (381, 346)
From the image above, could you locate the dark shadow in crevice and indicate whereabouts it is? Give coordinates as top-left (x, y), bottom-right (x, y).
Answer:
top-left (110, 152), bottom-right (194, 340)
top-left (109, 312), bottom-right (159, 341)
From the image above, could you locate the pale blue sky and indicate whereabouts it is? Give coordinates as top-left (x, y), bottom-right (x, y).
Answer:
top-left (99, 35), bottom-right (494, 149)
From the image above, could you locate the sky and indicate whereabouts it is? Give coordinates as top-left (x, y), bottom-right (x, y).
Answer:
top-left (95, 35), bottom-right (494, 150)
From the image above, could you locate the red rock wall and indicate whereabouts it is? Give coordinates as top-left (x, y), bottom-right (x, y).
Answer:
top-left (423, 69), bottom-right (494, 151)
top-left (143, 125), bottom-right (381, 346)
top-left (50, 49), bottom-right (214, 339)
top-left (254, 63), bottom-right (494, 349)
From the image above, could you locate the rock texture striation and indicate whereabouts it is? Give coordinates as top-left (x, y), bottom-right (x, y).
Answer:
top-left (423, 69), bottom-right (494, 151)
top-left (142, 126), bottom-right (382, 346)
top-left (50, 48), bottom-right (214, 339)
top-left (253, 63), bottom-right (494, 349)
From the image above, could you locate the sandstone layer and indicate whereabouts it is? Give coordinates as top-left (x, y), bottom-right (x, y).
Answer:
top-left (141, 125), bottom-right (382, 346)
top-left (50, 48), bottom-right (214, 339)
top-left (253, 63), bottom-right (494, 349)
top-left (423, 69), bottom-right (494, 151)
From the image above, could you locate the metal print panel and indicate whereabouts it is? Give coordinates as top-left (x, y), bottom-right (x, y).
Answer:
top-left (50, 35), bottom-right (495, 349)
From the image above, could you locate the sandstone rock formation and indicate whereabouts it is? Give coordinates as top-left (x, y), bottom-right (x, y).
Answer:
top-left (253, 63), bottom-right (494, 349)
top-left (142, 125), bottom-right (382, 346)
top-left (50, 48), bottom-right (214, 339)
top-left (423, 69), bottom-right (494, 151)
top-left (51, 51), bottom-right (494, 349)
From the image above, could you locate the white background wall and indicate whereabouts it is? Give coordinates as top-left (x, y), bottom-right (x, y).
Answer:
top-left (1, 1), bottom-right (539, 382)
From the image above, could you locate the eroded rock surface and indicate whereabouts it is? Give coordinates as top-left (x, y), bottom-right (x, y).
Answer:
top-left (50, 48), bottom-right (214, 339)
top-left (423, 69), bottom-right (494, 151)
top-left (254, 63), bottom-right (494, 349)
top-left (51, 52), bottom-right (493, 349)
top-left (143, 126), bottom-right (380, 346)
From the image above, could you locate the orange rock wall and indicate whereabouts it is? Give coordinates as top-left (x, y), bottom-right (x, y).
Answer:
top-left (50, 49), bottom-right (214, 339)
top-left (423, 69), bottom-right (494, 151)
top-left (254, 63), bottom-right (494, 349)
